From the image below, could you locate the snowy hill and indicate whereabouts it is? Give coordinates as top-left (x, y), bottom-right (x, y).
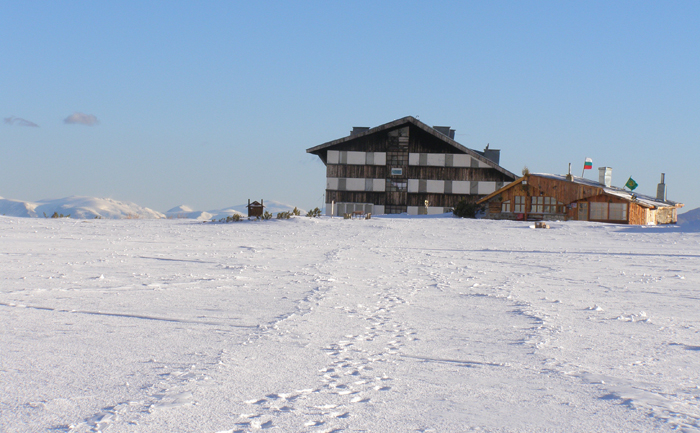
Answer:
top-left (0, 196), bottom-right (164, 219)
top-left (165, 205), bottom-right (215, 221)
top-left (678, 207), bottom-right (700, 225)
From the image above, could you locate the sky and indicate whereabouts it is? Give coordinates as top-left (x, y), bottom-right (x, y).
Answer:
top-left (2, 1), bottom-right (699, 212)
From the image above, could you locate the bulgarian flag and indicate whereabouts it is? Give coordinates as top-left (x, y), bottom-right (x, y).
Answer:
top-left (583, 158), bottom-right (593, 170)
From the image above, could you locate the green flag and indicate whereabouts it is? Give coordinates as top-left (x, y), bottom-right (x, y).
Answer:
top-left (625, 177), bottom-right (638, 190)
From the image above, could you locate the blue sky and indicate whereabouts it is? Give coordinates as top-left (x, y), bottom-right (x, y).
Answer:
top-left (2, 1), bottom-right (698, 212)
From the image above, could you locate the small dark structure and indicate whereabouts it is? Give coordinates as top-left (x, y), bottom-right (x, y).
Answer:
top-left (247, 199), bottom-right (265, 218)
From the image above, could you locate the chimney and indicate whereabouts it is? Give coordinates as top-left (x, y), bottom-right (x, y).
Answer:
top-left (566, 163), bottom-right (574, 182)
top-left (433, 126), bottom-right (452, 137)
top-left (656, 173), bottom-right (667, 201)
top-left (482, 145), bottom-right (500, 165)
top-left (350, 127), bottom-right (370, 137)
top-left (598, 167), bottom-right (612, 187)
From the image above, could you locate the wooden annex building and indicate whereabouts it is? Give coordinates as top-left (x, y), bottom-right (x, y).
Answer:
top-left (306, 116), bottom-right (517, 216)
top-left (477, 168), bottom-right (683, 225)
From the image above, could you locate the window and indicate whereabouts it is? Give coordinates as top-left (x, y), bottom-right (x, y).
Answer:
top-left (386, 180), bottom-right (407, 192)
top-left (590, 202), bottom-right (609, 220)
top-left (530, 196), bottom-right (565, 214)
top-left (609, 203), bottom-right (627, 220)
top-left (386, 152), bottom-right (407, 166)
top-left (501, 200), bottom-right (511, 212)
top-left (589, 202), bottom-right (627, 221)
top-left (391, 168), bottom-right (403, 176)
top-left (514, 196), bottom-right (526, 213)
top-left (530, 196), bottom-right (544, 213)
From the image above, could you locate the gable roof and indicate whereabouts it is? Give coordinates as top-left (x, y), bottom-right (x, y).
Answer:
top-left (478, 173), bottom-right (682, 209)
top-left (306, 116), bottom-right (516, 179)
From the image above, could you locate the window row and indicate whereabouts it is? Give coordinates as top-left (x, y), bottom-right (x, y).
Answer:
top-left (501, 196), bottom-right (565, 214)
top-left (590, 202), bottom-right (627, 221)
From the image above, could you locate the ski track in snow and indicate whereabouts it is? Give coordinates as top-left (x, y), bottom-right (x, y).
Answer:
top-left (1, 216), bottom-right (699, 432)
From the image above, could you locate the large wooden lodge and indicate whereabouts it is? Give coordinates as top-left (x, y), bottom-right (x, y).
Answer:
top-left (306, 116), bottom-right (517, 216)
top-left (477, 169), bottom-right (683, 225)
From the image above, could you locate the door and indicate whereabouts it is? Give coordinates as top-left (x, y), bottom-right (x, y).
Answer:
top-left (578, 202), bottom-right (588, 221)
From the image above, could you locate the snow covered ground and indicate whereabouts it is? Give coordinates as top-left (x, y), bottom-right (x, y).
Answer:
top-left (1, 215), bottom-right (699, 432)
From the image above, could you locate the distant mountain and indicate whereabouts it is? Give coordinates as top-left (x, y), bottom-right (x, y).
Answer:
top-left (167, 200), bottom-right (305, 221)
top-left (165, 205), bottom-right (215, 221)
top-left (678, 207), bottom-right (700, 225)
top-left (0, 196), bottom-right (164, 219)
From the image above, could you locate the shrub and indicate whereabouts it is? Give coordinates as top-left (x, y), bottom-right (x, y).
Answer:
top-left (292, 207), bottom-right (301, 216)
top-left (220, 214), bottom-right (241, 223)
top-left (262, 211), bottom-right (273, 220)
top-left (277, 211), bottom-right (291, 219)
top-left (306, 207), bottom-right (322, 218)
top-left (453, 200), bottom-right (482, 219)
top-left (343, 213), bottom-right (351, 219)
top-left (45, 211), bottom-right (70, 218)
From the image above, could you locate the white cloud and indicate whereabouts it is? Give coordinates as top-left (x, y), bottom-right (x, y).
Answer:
top-left (64, 112), bottom-right (99, 126)
top-left (4, 116), bottom-right (39, 127)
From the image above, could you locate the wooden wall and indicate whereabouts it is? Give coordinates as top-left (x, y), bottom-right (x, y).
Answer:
top-left (408, 193), bottom-right (480, 207)
top-left (327, 165), bottom-right (387, 178)
top-left (407, 167), bottom-right (511, 182)
top-left (326, 191), bottom-right (387, 205)
top-left (628, 203), bottom-right (648, 225)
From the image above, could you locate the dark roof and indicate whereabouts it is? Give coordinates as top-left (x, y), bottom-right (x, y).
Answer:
top-left (478, 173), bottom-right (682, 209)
top-left (306, 116), bottom-right (516, 179)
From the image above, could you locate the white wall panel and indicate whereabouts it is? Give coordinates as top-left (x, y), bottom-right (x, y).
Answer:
top-left (407, 179), bottom-right (420, 193)
top-left (374, 152), bottom-right (386, 165)
top-left (478, 159), bottom-right (491, 168)
top-left (327, 150), bottom-right (339, 164)
top-left (408, 153), bottom-right (420, 166)
top-left (426, 154), bottom-right (445, 166)
top-left (452, 154), bottom-right (471, 167)
top-left (451, 181), bottom-right (470, 194)
top-left (373, 179), bottom-right (385, 192)
top-left (326, 178), bottom-right (339, 190)
top-left (426, 180), bottom-right (445, 193)
top-left (478, 181), bottom-right (497, 195)
top-left (346, 178), bottom-right (366, 191)
top-left (346, 151), bottom-right (366, 165)
top-left (428, 207), bottom-right (448, 215)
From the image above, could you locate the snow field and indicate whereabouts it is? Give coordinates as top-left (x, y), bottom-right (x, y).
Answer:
top-left (1, 215), bottom-right (699, 432)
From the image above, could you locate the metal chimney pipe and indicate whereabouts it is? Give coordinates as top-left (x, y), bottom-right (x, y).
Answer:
top-left (656, 173), bottom-right (667, 201)
top-left (598, 167), bottom-right (612, 187)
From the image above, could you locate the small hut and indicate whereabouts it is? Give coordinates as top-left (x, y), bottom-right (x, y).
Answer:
top-left (247, 199), bottom-right (265, 218)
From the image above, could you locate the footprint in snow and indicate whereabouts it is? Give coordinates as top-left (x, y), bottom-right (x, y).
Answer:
top-left (305, 420), bottom-right (324, 427)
